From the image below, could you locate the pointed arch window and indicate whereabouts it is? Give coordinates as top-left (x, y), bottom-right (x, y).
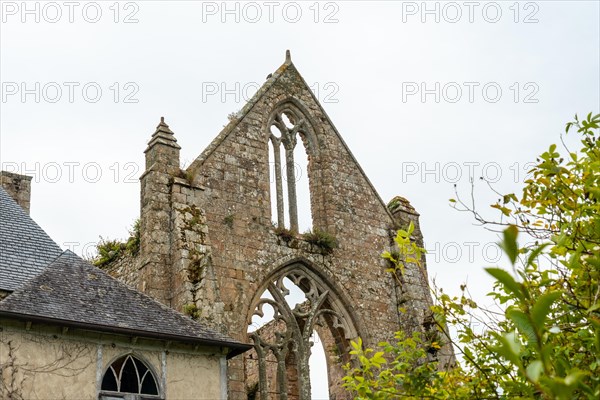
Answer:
top-left (99, 354), bottom-right (162, 400)
top-left (247, 263), bottom-right (359, 400)
top-left (268, 105), bottom-right (314, 233)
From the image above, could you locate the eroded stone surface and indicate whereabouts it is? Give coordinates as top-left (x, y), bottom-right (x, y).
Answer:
top-left (107, 55), bottom-right (452, 399)
top-left (0, 171), bottom-right (31, 214)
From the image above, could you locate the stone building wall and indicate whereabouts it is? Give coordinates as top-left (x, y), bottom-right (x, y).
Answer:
top-left (118, 53), bottom-right (448, 399)
top-left (0, 171), bottom-right (31, 214)
top-left (0, 318), bottom-right (226, 400)
top-left (182, 57), bottom-right (434, 399)
top-left (103, 253), bottom-right (139, 288)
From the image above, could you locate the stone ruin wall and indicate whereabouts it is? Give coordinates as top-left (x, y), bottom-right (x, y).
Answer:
top-left (1, 171), bottom-right (31, 214)
top-left (100, 55), bottom-right (450, 399)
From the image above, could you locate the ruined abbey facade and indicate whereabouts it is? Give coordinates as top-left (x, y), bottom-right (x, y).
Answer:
top-left (105, 52), bottom-right (448, 399)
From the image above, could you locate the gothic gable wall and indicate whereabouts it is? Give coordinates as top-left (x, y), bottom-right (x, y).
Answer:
top-left (182, 61), bottom-right (426, 398)
top-left (132, 55), bottom-right (438, 399)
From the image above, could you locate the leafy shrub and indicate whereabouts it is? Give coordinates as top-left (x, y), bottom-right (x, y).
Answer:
top-left (344, 113), bottom-right (600, 399)
top-left (92, 219), bottom-right (141, 267)
top-left (125, 219), bottom-right (140, 256)
top-left (93, 238), bottom-right (125, 267)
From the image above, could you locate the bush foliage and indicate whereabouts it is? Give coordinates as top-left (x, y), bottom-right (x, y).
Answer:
top-left (343, 113), bottom-right (600, 399)
top-left (93, 219), bottom-right (140, 267)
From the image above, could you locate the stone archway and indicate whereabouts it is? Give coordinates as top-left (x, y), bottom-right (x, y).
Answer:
top-left (245, 262), bottom-right (359, 400)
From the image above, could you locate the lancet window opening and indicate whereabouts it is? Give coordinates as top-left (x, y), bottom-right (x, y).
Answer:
top-left (268, 107), bottom-right (313, 233)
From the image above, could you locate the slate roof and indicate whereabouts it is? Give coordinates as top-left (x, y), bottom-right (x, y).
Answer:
top-left (0, 184), bottom-right (249, 356)
top-left (0, 186), bottom-right (63, 292)
top-left (0, 251), bottom-right (250, 356)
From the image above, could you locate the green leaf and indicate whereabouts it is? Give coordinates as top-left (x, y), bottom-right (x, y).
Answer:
top-left (525, 243), bottom-right (550, 267)
top-left (507, 308), bottom-right (537, 344)
top-left (564, 369), bottom-right (586, 386)
top-left (485, 267), bottom-right (524, 300)
top-left (407, 221), bottom-right (414, 235)
top-left (530, 291), bottom-right (561, 327)
top-left (566, 122), bottom-right (573, 133)
top-left (502, 193), bottom-right (518, 204)
top-left (499, 225), bottom-right (519, 264)
top-left (371, 351), bottom-right (386, 366)
top-left (587, 303), bottom-right (600, 313)
top-left (526, 360), bottom-right (543, 382)
top-left (494, 331), bottom-right (522, 366)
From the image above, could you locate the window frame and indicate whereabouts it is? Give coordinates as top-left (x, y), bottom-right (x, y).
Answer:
top-left (99, 353), bottom-right (164, 400)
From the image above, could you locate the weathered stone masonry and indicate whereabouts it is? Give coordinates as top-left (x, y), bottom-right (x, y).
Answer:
top-left (0, 171), bottom-right (32, 215)
top-left (106, 52), bottom-right (448, 399)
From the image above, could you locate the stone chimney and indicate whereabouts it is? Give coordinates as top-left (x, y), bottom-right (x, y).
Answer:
top-left (1, 171), bottom-right (32, 214)
top-left (138, 117), bottom-right (181, 306)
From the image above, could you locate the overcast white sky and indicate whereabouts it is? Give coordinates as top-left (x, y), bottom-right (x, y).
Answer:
top-left (1, 1), bottom-right (599, 398)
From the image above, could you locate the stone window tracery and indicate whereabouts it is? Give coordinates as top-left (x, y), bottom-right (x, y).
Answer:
top-left (247, 264), bottom-right (357, 400)
top-left (268, 107), bottom-right (313, 233)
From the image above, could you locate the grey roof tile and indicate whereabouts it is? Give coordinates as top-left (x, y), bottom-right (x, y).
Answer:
top-left (0, 251), bottom-right (249, 354)
top-left (0, 186), bottom-right (249, 355)
top-left (0, 186), bottom-right (63, 291)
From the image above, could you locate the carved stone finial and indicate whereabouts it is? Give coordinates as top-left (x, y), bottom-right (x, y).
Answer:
top-left (285, 50), bottom-right (292, 64)
top-left (157, 116), bottom-right (171, 131)
top-left (146, 116), bottom-right (179, 152)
